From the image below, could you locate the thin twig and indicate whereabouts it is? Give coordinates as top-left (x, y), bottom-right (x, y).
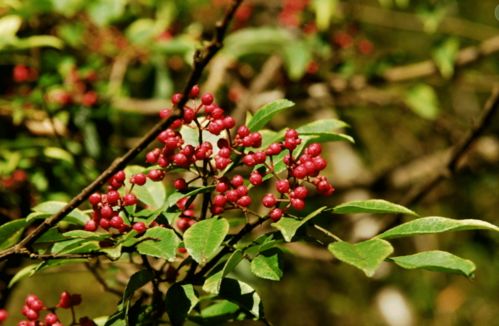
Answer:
top-left (85, 262), bottom-right (122, 297)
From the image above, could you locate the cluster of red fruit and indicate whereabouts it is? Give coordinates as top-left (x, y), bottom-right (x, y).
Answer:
top-left (278, 0), bottom-right (310, 28)
top-left (84, 85), bottom-right (334, 235)
top-left (45, 68), bottom-right (99, 108)
top-left (85, 170), bottom-right (146, 234)
top-left (1, 169), bottom-right (28, 189)
top-left (332, 29), bottom-right (375, 56)
top-left (0, 292), bottom-right (94, 326)
top-left (12, 65), bottom-right (38, 83)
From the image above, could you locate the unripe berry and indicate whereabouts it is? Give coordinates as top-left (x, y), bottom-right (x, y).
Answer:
top-left (174, 178), bottom-right (187, 191)
top-left (237, 195), bottom-right (252, 207)
top-left (201, 93), bottom-right (214, 105)
top-left (249, 172), bottom-right (263, 185)
top-left (131, 173), bottom-right (147, 185)
top-left (276, 179), bottom-right (290, 193)
top-left (231, 175), bottom-right (244, 187)
top-left (133, 222), bottom-right (147, 234)
top-left (89, 193), bottom-right (101, 206)
top-left (291, 198), bottom-right (305, 210)
top-left (269, 208), bottom-right (283, 222)
top-left (262, 194), bottom-right (277, 207)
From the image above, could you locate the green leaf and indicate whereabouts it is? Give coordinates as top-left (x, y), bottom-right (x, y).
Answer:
top-left (224, 27), bottom-right (294, 58)
top-left (136, 227), bottom-right (180, 261)
top-left (312, 0), bottom-right (339, 30)
top-left (8, 264), bottom-right (38, 288)
top-left (0, 219), bottom-right (27, 250)
top-left (184, 218), bottom-right (229, 265)
top-left (296, 118), bottom-right (349, 135)
top-left (247, 99), bottom-right (295, 132)
top-left (63, 230), bottom-right (111, 241)
top-left (28, 201), bottom-right (89, 225)
top-left (331, 199), bottom-right (418, 216)
top-left (124, 166), bottom-right (166, 210)
top-left (328, 239), bottom-right (394, 277)
top-left (405, 84), bottom-right (440, 120)
top-left (433, 38), bottom-right (459, 79)
top-left (218, 278), bottom-right (263, 318)
top-left (87, 0), bottom-right (126, 26)
top-left (203, 250), bottom-right (244, 294)
top-left (389, 251), bottom-right (476, 277)
top-left (282, 40), bottom-right (312, 80)
top-left (51, 239), bottom-right (100, 254)
top-left (123, 270), bottom-right (154, 302)
top-left (0, 15), bottom-right (22, 38)
top-left (165, 284), bottom-right (199, 326)
top-left (272, 206), bottom-right (327, 242)
top-left (201, 300), bottom-right (239, 318)
top-left (378, 216), bottom-right (499, 239)
top-left (166, 186), bottom-right (215, 208)
top-left (250, 248), bottom-right (283, 281)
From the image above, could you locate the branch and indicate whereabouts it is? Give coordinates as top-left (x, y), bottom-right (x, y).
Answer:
top-left (0, 0), bottom-right (245, 262)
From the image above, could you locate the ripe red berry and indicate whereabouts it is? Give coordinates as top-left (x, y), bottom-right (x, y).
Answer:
top-left (223, 116), bottom-right (236, 129)
top-left (84, 220), bottom-right (97, 232)
top-left (183, 108), bottom-right (196, 123)
top-left (306, 143), bottom-right (322, 157)
top-left (236, 185), bottom-right (248, 196)
top-left (110, 215), bottom-right (124, 229)
top-left (291, 198), bottom-right (305, 210)
top-left (132, 222), bottom-right (147, 234)
top-left (254, 151), bottom-right (266, 164)
top-left (249, 172), bottom-right (263, 185)
top-left (242, 154), bottom-right (256, 167)
top-left (237, 195), bottom-right (252, 207)
top-left (171, 93), bottom-right (182, 105)
top-left (174, 178), bottom-right (188, 191)
top-left (13, 65), bottom-right (31, 82)
top-left (131, 173), bottom-right (147, 185)
top-left (201, 93), bottom-right (214, 105)
top-left (45, 313), bottom-right (59, 325)
top-left (57, 292), bottom-right (72, 309)
top-left (99, 218), bottom-right (110, 229)
top-left (215, 181), bottom-right (229, 193)
top-left (173, 153), bottom-right (188, 166)
top-left (249, 133), bottom-right (262, 147)
top-left (237, 126), bottom-right (250, 138)
top-left (82, 91), bottom-right (98, 107)
top-left (262, 194), bottom-right (277, 207)
top-left (276, 179), bottom-right (290, 193)
top-left (176, 217), bottom-right (192, 232)
top-left (123, 193), bottom-right (137, 206)
top-left (218, 147), bottom-right (231, 158)
top-left (225, 190), bottom-right (239, 202)
top-left (285, 129), bottom-right (299, 139)
top-left (213, 194), bottom-right (227, 207)
top-left (100, 205), bottom-right (113, 219)
top-left (292, 165), bottom-right (308, 179)
top-left (107, 190), bottom-right (120, 204)
top-left (0, 309), bottom-right (8, 322)
top-left (23, 308), bottom-right (38, 321)
top-left (89, 193), bottom-right (101, 206)
top-left (266, 143), bottom-right (282, 156)
top-left (148, 169), bottom-right (165, 181)
top-left (190, 85), bottom-right (200, 98)
top-left (269, 208), bottom-right (283, 222)
top-left (313, 156), bottom-right (327, 171)
top-left (293, 186), bottom-right (308, 199)
top-left (159, 108), bottom-right (172, 119)
top-left (231, 175), bottom-right (244, 187)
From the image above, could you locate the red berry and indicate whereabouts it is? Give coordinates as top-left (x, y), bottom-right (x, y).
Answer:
top-left (215, 181), bottom-right (229, 193)
top-left (82, 91), bottom-right (98, 107)
top-left (183, 108), bottom-right (195, 123)
top-left (176, 197), bottom-right (189, 210)
top-left (84, 220), bottom-right (97, 232)
top-left (201, 93), bottom-right (214, 105)
top-left (173, 153), bottom-right (188, 166)
top-left (107, 190), bottom-right (120, 204)
top-left (145, 151), bottom-right (159, 164)
top-left (285, 129), bottom-right (299, 139)
top-left (13, 65), bottom-right (30, 82)
top-left (237, 195), bottom-right (252, 207)
top-left (223, 116), bottom-right (236, 129)
top-left (23, 308), bottom-right (38, 321)
top-left (262, 194), bottom-right (277, 207)
top-left (123, 194), bottom-right (137, 206)
top-left (293, 186), bottom-right (308, 199)
top-left (174, 178), bottom-right (187, 191)
top-left (249, 172), bottom-right (263, 185)
top-left (57, 291), bottom-right (72, 308)
top-left (100, 205), bottom-right (113, 219)
top-left (132, 222), bottom-right (147, 234)
top-left (99, 218), bottom-right (110, 229)
top-left (218, 147), bottom-right (231, 158)
top-left (159, 108), bottom-right (172, 119)
top-left (276, 179), bottom-right (290, 193)
top-left (89, 193), bottom-right (101, 206)
top-left (249, 133), bottom-right (262, 147)
top-left (237, 126), bottom-right (250, 138)
top-left (211, 108), bottom-right (224, 119)
top-left (213, 194), bottom-right (227, 207)
top-left (183, 209), bottom-right (196, 218)
top-left (269, 208), bottom-right (283, 222)
top-left (25, 295), bottom-right (39, 306)
top-left (266, 143), bottom-right (282, 155)
top-left (45, 313), bottom-right (59, 325)
top-left (27, 299), bottom-right (43, 311)
top-left (0, 309), bottom-right (8, 322)
top-left (131, 173), bottom-right (147, 185)
top-left (148, 169), bottom-right (165, 181)
top-left (254, 151), bottom-right (266, 164)
top-left (231, 175), bottom-right (244, 187)
top-left (236, 185), bottom-right (248, 196)
top-left (291, 198), bottom-right (305, 210)
top-left (225, 190), bottom-right (239, 202)
top-left (306, 143), bottom-right (322, 156)
top-left (313, 156), bottom-right (327, 171)
top-left (110, 215), bottom-right (124, 229)
top-left (176, 217), bottom-right (192, 232)
top-left (242, 154), bottom-right (256, 167)
top-left (190, 85), bottom-right (200, 98)
top-left (292, 165), bottom-right (308, 179)
top-left (114, 171), bottom-right (126, 184)
top-left (171, 93), bottom-right (182, 105)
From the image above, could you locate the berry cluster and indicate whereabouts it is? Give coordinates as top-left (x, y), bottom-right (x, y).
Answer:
top-left (0, 292), bottom-right (94, 326)
top-left (84, 85), bottom-right (334, 235)
top-left (45, 68), bottom-right (99, 108)
top-left (12, 65), bottom-right (38, 83)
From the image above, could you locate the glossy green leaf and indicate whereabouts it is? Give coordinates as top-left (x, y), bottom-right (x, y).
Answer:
top-left (184, 218), bottom-right (229, 265)
top-left (218, 278), bottom-right (263, 318)
top-left (272, 206), bottom-right (327, 242)
top-left (124, 166), bottom-right (166, 210)
top-left (250, 248), bottom-right (283, 281)
top-left (389, 250), bottom-right (476, 277)
top-left (63, 230), bottom-right (111, 241)
top-left (8, 264), bottom-right (38, 288)
top-left (247, 99), bottom-right (295, 132)
top-left (136, 227), bottom-right (180, 261)
top-left (378, 216), bottom-right (499, 239)
top-left (296, 118), bottom-right (349, 135)
top-left (165, 284), bottom-right (199, 326)
top-left (123, 270), bottom-right (154, 302)
top-left (28, 201), bottom-right (89, 225)
top-left (0, 219), bottom-right (27, 250)
top-left (51, 238), bottom-right (100, 254)
top-left (328, 239), bottom-right (394, 277)
top-left (405, 84), bottom-right (440, 120)
top-left (201, 300), bottom-right (239, 318)
top-left (203, 250), bottom-right (244, 294)
top-left (331, 199), bottom-right (418, 216)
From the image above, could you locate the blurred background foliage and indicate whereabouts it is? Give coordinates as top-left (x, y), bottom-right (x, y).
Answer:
top-left (1, 0), bottom-right (498, 325)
